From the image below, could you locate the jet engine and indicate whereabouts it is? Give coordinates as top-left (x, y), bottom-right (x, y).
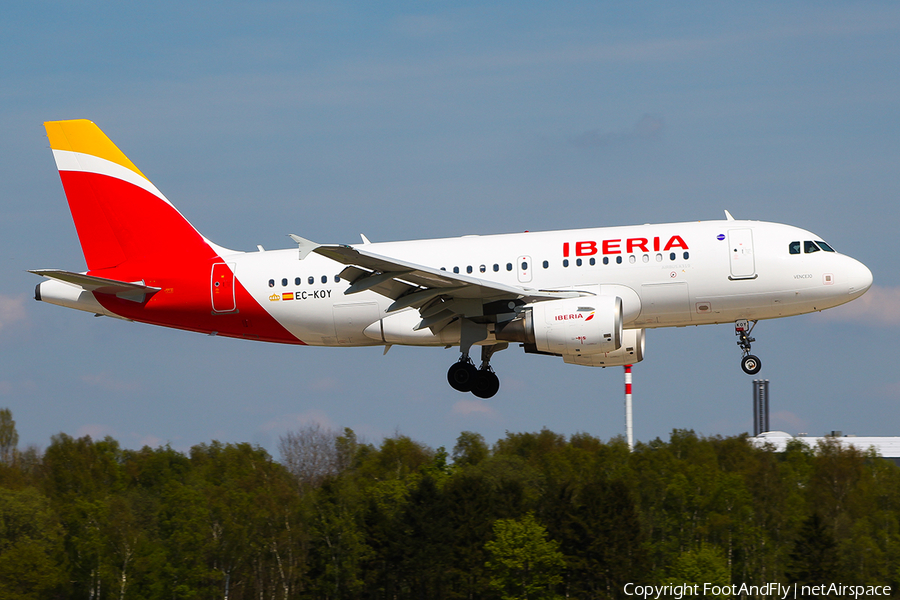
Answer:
top-left (562, 328), bottom-right (645, 367)
top-left (496, 296), bottom-right (623, 357)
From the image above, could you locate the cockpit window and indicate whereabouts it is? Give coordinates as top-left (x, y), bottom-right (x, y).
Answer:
top-left (816, 240), bottom-right (835, 252)
top-left (789, 241), bottom-right (801, 255)
top-left (804, 241), bottom-right (821, 254)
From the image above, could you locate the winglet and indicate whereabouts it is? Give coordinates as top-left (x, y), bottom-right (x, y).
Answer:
top-left (288, 234), bottom-right (320, 260)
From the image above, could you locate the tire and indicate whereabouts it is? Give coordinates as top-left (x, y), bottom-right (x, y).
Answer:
top-left (448, 361), bottom-right (478, 392)
top-left (741, 355), bottom-right (762, 375)
top-left (472, 370), bottom-right (500, 399)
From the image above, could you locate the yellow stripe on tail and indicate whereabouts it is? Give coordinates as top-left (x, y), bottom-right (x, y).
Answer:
top-left (45, 119), bottom-right (148, 181)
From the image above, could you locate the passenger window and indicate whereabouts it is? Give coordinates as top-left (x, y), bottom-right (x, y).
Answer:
top-left (589, 257), bottom-right (595, 266)
top-left (268, 279), bottom-right (275, 288)
top-left (816, 240), bottom-right (835, 252)
top-left (321, 275), bottom-right (327, 284)
top-left (521, 261), bottom-right (528, 271)
top-left (479, 265), bottom-right (486, 273)
top-left (669, 253), bottom-right (676, 261)
top-left (282, 278), bottom-right (288, 287)
top-left (466, 266), bottom-right (473, 274)
top-left (642, 254), bottom-right (649, 263)
top-left (628, 255), bottom-right (636, 264)
top-left (789, 241), bottom-right (801, 255)
top-left (683, 252), bottom-right (690, 260)
top-left (308, 276), bottom-right (314, 285)
top-left (576, 258), bottom-right (583, 267)
top-left (616, 256), bottom-right (623, 264)
top-left (507, 263), bottom-right (513, 271)
top-left (656, 253), bottom-right (662, 262)
top-left (804, 241), bottom-right (820, 254)
top-left (542, 260), bottom-right (549, 269)
top-left (453, 267), bottom-right (459, 274)
top-left (334, 275), bottom-right (340, 283)
top-left (493, 264), bottom-right (500, 272)
top-left (563, 259), bottom-right (569, 267)
top-left (603, 257), bottom-right (609, 265)
top-left (440, 267), bottom-right (446, 271)
top-left (295, 277), bottom-right (301, 285)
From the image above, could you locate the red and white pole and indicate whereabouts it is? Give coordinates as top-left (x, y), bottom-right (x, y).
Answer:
top-left (624, 364), bottom-right (633, 451)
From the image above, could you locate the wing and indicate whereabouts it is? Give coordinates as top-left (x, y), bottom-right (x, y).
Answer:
top-left (298, 238), bottom-right (587, 333)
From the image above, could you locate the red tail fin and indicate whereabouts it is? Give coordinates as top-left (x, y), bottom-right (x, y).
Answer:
top-left (45, 120), bottom-right (220, 272)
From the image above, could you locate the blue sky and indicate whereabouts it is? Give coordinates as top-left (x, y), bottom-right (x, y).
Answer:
top-left (2, 2), bottom-right (898, 454)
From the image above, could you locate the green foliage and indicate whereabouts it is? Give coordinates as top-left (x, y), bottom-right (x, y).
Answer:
top-left (452, 431), bottom-right (489, 467)
top-left (485, 512), bottom-right (565, 600)
top-left (0, 487), bottom-right (65, 599)
top-left (665, 547), bottom-right (731, 598)
top-left (0, 410), bottom-right (898, 599)
top-left (0, 408), bottom-right (18, 466)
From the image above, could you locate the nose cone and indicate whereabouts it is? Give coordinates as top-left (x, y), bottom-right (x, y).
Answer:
top-left (847, 258), bottom-right (873, 297)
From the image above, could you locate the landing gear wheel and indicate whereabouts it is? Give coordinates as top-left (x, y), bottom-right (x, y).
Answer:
top-left (471, 369), bottom-right (500, 399)
top-left (741, 354), bottom-right (762, 375)
top-left (448, 361), bottom-right (479, 392)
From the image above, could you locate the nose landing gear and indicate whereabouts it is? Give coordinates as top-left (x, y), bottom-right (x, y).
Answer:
top-left (735, 319), bottom-right (762, 375)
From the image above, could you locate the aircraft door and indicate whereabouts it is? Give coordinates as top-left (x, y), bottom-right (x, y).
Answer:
top-left (728, 229), bottom-right (756, 279)
top-left (211, 262), bottom-right (237, 313)
top-left (517, 255), bottom-right (532, 283)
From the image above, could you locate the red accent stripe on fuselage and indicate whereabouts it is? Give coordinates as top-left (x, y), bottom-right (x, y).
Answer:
top-left (59, 170), bottom-right (305, 345)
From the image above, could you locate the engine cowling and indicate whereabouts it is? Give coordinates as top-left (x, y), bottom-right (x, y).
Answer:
top-left (496, 296), bottom-right (623, 357)
top-left (562, 328), bottom-right (645, 367)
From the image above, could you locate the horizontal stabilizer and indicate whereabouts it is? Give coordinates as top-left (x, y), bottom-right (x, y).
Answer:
top-left (30, 269), bottom-right (160, 303)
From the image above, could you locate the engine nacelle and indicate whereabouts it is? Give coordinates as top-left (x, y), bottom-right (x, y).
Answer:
top-left (497, 296), bottom-right (623, 357)
top-left (562, 328), bottom-right (645, 367)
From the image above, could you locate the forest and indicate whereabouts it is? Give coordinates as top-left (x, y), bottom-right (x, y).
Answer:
top-left (0, 407), bottom-right (898, 600)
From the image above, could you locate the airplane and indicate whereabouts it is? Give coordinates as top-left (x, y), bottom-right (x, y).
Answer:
top-left (32, 120), bottom-right (873, 399)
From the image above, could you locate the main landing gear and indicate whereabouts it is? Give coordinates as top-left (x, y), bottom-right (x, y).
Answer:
top-left (735, 319), bottom-right (762, 375)
top-left (447, 344), bottom-right (504, 399)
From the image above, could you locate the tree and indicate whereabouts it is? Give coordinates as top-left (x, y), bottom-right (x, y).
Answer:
top-left (279, 424), bottom-right (343, 490)
top-left (786, 512), bottom-right (842, 587)
top-left (0, 487), bottom-right (65, 599)
top-left (664, 547), bottom-right (731, 599)
top-left (485, 512), bottom-right (565, 600)
top-left (0, 408), bottom-right (18, 465)
top-left (452, 431), bottom-right (489, 468)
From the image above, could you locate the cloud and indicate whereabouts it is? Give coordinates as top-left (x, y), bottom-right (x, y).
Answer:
top-left (76, 423), bottom-right (119, 440)
top-left (308, 377), bottom-right (342, 392)
top-left (816, 285), bottom-right (900, 327)
top-left (392, 14), bottom-right (457, 38)
top-left (80, 373), bottom-right (142, 393)
top-left (770, 410), bottom-right (808, 433)
top-left (451, 399), bottom-right (498, 418)
top-left (570, 114), bottom-right (665, 149)
top-left (259, 409), bottom-right (337, 435)
top-left (130, 433), bottom-right (164, 448)
top-left (0, 295), bottom-right (27, 334)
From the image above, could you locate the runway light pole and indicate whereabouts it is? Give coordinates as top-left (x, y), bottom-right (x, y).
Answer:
top-left (624, 364), bottom-right (633, 451)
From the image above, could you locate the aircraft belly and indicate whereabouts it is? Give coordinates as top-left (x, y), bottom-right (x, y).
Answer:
top-left (333, 302), bottom-right (382, 346)
top-left (635, 282), bottom-right (691, 325)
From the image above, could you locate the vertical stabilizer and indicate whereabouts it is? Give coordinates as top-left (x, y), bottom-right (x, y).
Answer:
top-left (45, 120), bottom-right (223, 271)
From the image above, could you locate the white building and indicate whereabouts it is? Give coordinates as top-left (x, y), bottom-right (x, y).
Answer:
top-left (752, 431), bottom-right (900, 466)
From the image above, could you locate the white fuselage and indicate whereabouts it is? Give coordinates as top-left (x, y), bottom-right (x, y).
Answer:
top-left (227, 219), bottom-right (872, 347)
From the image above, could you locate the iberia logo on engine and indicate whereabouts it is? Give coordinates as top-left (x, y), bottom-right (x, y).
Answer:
top-left (555, 311), bottom-right (595, 321)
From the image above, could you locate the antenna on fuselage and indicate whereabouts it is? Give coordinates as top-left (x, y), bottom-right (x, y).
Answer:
top-left (724, 210), bottom-right (736, 221)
